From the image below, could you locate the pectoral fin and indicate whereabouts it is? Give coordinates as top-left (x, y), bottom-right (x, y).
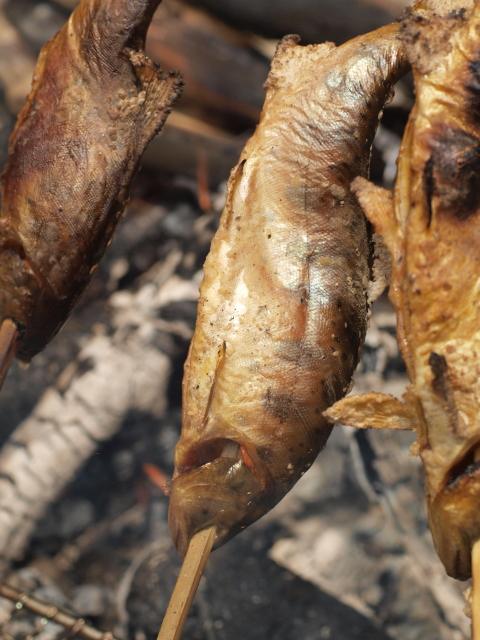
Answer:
top-left (323, 392), bottom-right (414, 431)
top-left (351, 177), bottom-right (398, 257)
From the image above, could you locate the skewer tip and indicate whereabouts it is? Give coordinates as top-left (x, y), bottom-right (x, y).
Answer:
top-left (157, 526), bottom-right (216, 640)
top-left (472, 447), bottom-right (480, 640)
top-left (0, 318), bottom-right (18, 392)
top-left (472, 539), bottom-right (480, 639)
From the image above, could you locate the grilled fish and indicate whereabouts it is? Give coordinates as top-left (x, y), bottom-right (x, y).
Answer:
top-left (0, 0), bottom-right (182, 362)
top-left (325, 1), bottom-right (480, 580)
top-left (169, 24), bottom-right (409, 557)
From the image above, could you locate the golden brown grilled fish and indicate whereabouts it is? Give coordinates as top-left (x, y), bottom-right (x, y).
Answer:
top-left (325, 1), bottom-right (480, 580)
top-left (169, 24), bottom-right (410, 557)
top-left (0, 0), bottom-right (182, 362)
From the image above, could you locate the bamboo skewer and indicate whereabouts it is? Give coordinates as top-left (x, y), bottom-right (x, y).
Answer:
top-left (473, 448), bottom-right (480, 640)
top-left (0, 319), bottom-right (18, 392)
top-left (157, 526), bottom-right (216, 640)
top-left (473, 539), bottom-right (480, 640)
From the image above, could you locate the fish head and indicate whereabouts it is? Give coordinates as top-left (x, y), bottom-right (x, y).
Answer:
top-left (168, 438), bottom-right (268, 557)
top-left (419, 348), bottom-right (480, 580)
top-left (429, 447), bottom-right (480, 580)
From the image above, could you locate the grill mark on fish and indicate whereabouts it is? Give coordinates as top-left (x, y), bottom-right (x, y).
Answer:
top-left (428, 126), bottom-right (480, 221)
top-left (424, 156), bottom-right (434, 228)
top-left (429, 352), bottom-right (459, 434)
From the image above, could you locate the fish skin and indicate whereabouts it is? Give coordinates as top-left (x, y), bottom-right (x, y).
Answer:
top-left (169, 24), bottom-right (409, 558)
top-left (0, 0), bottom-right (182, 362)
top-left (325, 1), bottom-right (480, 580)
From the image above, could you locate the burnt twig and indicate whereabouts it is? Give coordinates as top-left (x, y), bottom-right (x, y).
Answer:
top-left (0, 582), bottom-right (121, 640)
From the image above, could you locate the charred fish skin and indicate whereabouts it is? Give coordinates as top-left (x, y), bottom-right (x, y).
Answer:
top-left (399, 4), bottom-right (480, 581)
top-left (325, 2), bottom-right (480, 580)
top-left (0, 0), bottom-right (182, 362)
top-left (169, 24), bottom-right (409, 558)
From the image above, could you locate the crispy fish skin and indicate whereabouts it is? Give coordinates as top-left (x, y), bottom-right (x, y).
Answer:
top-left (169, 24), bottom-right (409, 557)
top-left (325, 3), bottom-right (480, 580)
top-left (0, 0), bottom-right (182, 362)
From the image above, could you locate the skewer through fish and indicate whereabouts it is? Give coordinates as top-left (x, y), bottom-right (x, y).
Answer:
top-left (0, 0), bottom-right (182, 373)
top-left (168, 23), bottom-right (410, 557)
top-left (325, 0), bottom-right (480, 582)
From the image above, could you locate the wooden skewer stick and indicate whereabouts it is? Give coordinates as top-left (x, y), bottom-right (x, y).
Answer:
top-left (0, 319), bottom-right (18, 392)
top-left (472, 448), bottom-right (480, 640)
top-left (473, 539), bottom-right (480, 640)
top-left (157, 526), bottom-right (216, 640)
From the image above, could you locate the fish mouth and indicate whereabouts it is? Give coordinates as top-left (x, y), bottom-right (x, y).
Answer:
top-left (168, 438), bottom-right (266, 557)
top-left (429, 440), bottom-right (480, 580)
top-left (445, 438), bottom-right (480, 489)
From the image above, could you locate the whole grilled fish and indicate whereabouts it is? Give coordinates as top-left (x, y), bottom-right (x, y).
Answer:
top-left (0, 0), bottom-right (182, 363)
top-left (169, 24), bottom-right (409, 557)
top-left (325, 1), bottom-right (480, 580)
